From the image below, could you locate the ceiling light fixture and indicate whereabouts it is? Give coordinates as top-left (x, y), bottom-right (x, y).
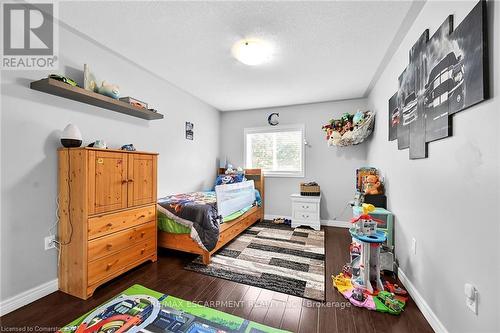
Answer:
top-left (232, 38), bottom-right (274, 66)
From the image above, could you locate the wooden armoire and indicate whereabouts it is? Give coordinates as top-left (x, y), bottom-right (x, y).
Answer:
top-left (58, 147), bottom-right (158, 299)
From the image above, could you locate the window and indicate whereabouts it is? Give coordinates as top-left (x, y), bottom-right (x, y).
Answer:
top-left (244, 124), bottom-right (305, 177)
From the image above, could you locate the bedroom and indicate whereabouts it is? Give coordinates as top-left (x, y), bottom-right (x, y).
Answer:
top-left (0, 1), bottom-right (499, 333)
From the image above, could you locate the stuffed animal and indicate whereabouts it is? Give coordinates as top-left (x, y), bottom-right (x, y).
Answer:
top-left (364, 174), bottom-right (384, 195)
top-left (353, 110), bottom-right (365, 125)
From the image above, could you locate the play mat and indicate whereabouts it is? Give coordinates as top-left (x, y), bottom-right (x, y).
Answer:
top-left (58, 284), bottom-right (289, 333)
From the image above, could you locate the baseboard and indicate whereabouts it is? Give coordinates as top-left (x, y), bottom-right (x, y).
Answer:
top-left (398, 267), bottom-right (448, 333)
top-left (0, 279), bottom-right (58, 316)
top-left (320, 219), bottom-right (351, 228)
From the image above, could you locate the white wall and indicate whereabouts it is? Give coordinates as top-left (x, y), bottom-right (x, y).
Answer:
top-left (220, 99), bottom-right (368, 220)
top-left (366, 1), bottom-right (500, 332)
top-left (0, 14), bottom-right (220, 301)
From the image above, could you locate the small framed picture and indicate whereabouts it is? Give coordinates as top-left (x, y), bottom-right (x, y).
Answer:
top-left (185, 122), bottom-right (194, 140)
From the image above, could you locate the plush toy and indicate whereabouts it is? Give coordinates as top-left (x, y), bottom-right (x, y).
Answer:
top-left (364, 174), bottom-right (384, 195)
top-left (353, 110), bottom-right (365, 125)
top-left (328, 131), bottom-right (342, 146)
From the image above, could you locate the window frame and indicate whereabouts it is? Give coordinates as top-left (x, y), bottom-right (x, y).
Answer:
top-left (243, 124), bottom-right (305, 178)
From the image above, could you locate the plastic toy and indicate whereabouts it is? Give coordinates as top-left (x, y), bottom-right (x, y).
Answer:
top-left (384, 281), bottom-right (408, 296)
top-left (377, 291), bottom-right (404, 314)
top-left (350, 204), bottom-right (385, 237)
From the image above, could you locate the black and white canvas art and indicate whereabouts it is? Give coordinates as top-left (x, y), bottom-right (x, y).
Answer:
top-left (388, 1), bottom-right (488, 159)
top-left (388, 92), bottom-right (398, 141)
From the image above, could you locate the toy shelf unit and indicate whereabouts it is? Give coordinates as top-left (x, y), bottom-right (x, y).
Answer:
top-left (30, 78), bottom-right (164, 120)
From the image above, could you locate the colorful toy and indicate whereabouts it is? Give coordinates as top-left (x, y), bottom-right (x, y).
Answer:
top-left (332, 203), bottom-right (407, 315)
top-left (377, 291), bottom-right (404, 315)
top-left (350, 204), bottom-right (384, 236)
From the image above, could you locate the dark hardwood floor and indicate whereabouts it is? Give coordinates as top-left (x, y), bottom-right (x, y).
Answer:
top-left (0, 227), bottom-right (433, 333)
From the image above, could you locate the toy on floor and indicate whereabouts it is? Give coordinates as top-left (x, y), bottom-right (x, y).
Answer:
top-left (332, 204), bottom-right (407, 315)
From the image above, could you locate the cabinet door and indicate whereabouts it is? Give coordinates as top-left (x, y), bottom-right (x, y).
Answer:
top-left (127, 154), bottom-right (157, 207)
top-left (88, 151), bottom-right (128, 215)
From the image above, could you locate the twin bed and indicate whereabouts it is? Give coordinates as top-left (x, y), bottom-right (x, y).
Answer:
top-left (156, 168), bottom-right (264, 265)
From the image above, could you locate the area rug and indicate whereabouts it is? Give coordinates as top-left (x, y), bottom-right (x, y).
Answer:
top-left (185, 220), bottom-right (325, 301)
top-left (58, 284), bottom-right (288, 333)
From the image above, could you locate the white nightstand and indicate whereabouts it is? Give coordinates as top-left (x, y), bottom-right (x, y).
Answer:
top-left (290, 194), bottom-right (321, 230)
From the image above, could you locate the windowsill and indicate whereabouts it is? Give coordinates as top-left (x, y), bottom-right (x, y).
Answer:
top-left (263, 172), bottom-right (305, 178)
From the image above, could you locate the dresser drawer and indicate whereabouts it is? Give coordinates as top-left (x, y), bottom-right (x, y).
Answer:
top-left (88, 205), bottom-right (155, 240)
top-left (292, 202), bottom-right (318, 213)
top-left (88, 221), bottom-right (156, 261)
top-left (87, 237), bottom-right (156, 286)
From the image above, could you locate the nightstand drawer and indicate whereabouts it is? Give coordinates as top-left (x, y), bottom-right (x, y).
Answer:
top-left (293, 210), bottom-right (317, 221)
top-left (292, 202), bottom-right (318, 213)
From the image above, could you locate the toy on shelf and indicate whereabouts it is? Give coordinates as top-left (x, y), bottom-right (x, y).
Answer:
top-left (332, 204), bottom-right (407, 315)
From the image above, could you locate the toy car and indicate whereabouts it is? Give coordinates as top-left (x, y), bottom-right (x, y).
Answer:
top-left (377, 291), bottom-right (403, 313)
top-left (49, 74), bottom-right (79, 87)
top-left (351, 288), bottom-right (366, 302)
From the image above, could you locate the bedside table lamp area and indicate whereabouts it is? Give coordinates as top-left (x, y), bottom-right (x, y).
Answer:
top-left (290, 194), bottom-right (321, 230)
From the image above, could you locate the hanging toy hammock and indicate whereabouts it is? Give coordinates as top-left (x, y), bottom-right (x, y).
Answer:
top-left (322, 110), bottom-right (375, 147)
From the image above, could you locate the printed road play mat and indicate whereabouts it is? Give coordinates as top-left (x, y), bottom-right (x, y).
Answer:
top-left (58, 284), bottom-right (289, 333)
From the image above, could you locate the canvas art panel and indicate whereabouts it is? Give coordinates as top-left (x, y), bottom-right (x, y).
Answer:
top-left (388, 1), bottom-right (487, 159)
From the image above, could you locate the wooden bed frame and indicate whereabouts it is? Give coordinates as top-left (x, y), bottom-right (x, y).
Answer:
top-left (157, 168), bottom-right (265, 265)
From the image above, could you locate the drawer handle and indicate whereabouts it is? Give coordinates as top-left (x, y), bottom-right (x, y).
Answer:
top-left (138, 214), bottom-right (146, 219)
top-left (106, 223), bottom-right (113, 228)
top-left (302, 205), bottom-right (309, 209)
top-left (106, 259), bottom-right (119, 271)
top-left (140, 231), bottom-right (146, 237)
top-left (128, 179), bottom-right (134, 183)
top-left (302, 214), bottom-right (309, 218)
top-left (106, 244), bottom-right (113, 250)
top-left (140, 248), bottom-right (145, 255)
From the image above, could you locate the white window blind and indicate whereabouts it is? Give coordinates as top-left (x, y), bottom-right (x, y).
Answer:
top-left (244, 125), bottom-right (305, 177)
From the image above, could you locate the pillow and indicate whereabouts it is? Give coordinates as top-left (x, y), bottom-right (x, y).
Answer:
top-left (215, 173), bottom-right (245, 186)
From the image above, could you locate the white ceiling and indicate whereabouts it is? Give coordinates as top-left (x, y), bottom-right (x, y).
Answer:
top-left (61, 1), bottom-right (418, 111)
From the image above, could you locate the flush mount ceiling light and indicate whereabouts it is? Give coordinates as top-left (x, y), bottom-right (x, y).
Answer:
top-left (232, 38), bottom-right (274, 66)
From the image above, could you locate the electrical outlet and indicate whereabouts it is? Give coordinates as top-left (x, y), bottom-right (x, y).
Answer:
top-left (411, 238), bottom-right (417, 255)
top-left (44, 235), bottom-right (56, 250)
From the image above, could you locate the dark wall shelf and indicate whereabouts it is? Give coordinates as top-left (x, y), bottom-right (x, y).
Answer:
top-left (30, 78), bottom-right (164, 120)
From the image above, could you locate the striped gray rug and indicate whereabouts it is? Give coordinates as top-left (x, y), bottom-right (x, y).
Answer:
top-left (185, 220), bottom-right (325, 301)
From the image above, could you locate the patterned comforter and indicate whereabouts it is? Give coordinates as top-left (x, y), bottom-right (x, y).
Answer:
top-left (157, 192), bottom-right (220, 251)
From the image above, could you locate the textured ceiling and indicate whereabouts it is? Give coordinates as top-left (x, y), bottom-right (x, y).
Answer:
top-left (61, 1), bottom-right (418, 111)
